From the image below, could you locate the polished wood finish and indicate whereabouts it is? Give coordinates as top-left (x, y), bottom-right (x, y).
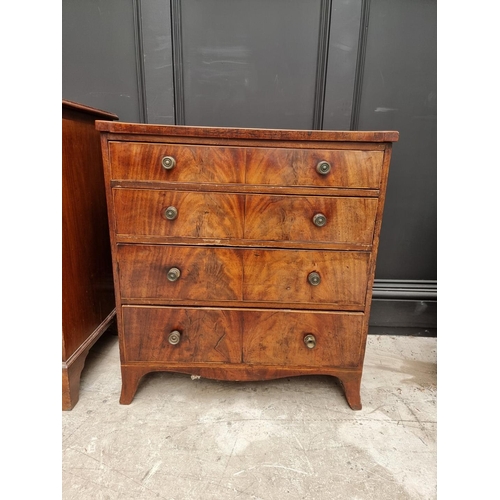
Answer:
top-left (122, 307), bottom-right (242, 363)
top-left (109, 142), bottom-right (245, 184)
top-left (122, 305), bottom-right (364, 368)
top-left (116, 245), bottom-right (369, 308)
top-left (244, 194), bottom-right (378, 244)
top-left (113, 189), bottom-right (244, 239)
top-left (110, 179), bottom-right (381, 199)
top-left (117, 245), bottom-right (243, 302)
top-left (113, 189), bottom-right (377, 246)
top-left (62, 100), bottom-right (118, 410)
top-left (98, 122), bottom-right (398, 410)
top-left (96, 120), bottom-right (399, 142)
top-left (241, 249), bottom-right (369, 307)
top-left (245, 148), bottom-right (384, 188)
top-left (240, 309), bottom-right (364, 367)
top-left (109, 141), bottom-right (383, 189)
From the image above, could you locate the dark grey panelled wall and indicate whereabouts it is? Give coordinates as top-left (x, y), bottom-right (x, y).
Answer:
top-left (323, 0), bottom-right (361, 130)
top-left (62, 0), bottom-right (143, 122)
top-left (358, 0), bottom-right (437, 281)
top-left (62, 0), bottom-right (436, 333)
top-left (141, 0), bottom-right (175, 124)
top-left (179, 0), bottom-right (321, 129)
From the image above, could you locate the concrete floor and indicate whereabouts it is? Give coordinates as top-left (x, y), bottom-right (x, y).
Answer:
top-left (62, 333), bottom-right (437, 500)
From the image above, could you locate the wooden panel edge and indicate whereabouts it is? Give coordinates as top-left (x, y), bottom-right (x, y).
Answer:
top-left (95, 120), bottom-right (399, 142)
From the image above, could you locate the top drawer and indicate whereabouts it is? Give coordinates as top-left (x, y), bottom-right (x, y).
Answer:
top-left (245, 148), bottom-right (384, 189)
top-left (109, 142), bottom-right (384, 189)
top-left (109, 142), bottom-right (245, 184)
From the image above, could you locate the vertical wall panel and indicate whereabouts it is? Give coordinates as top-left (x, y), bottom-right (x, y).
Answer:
top-left (62, 0), bottom-right (141, 122)
top-left (141, 0), bottom-right (175, 124)
top-left (323, 0), bottom-right (362, 130)
top-left (179, 0), bottom-right (322, 129)
top-left (358, 0), bottom-right (437, 280)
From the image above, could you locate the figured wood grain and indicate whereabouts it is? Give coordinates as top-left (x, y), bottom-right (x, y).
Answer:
top-left (241, 310), bottom-right (364, 368)
top-left (246, 148), bottom-right (384, 189)
top-left (109, 142), bottom-right (245, 183)
top-left (244, 194), bottom-right (378, 244)
top-left (117, 245), bottom-right (243, 301)
top-left (243, 249), bottom-right (370, 307)
top-left (110, 141), bottom-right (382, 190)
top-left (121, 306), bottom-right (363, 368)
top-left (122, 306), bottom-right (242, 363)
top-left (118, 245), bottom-right (369, 307)
top-left (97, 122), bottom-right (399, 410)
top-left (113, 189), bottom-right (244, 239)
top-left (113, 188), bottom-right (377, 247)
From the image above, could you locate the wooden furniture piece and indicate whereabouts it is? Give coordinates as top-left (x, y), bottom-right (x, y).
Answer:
top-left (96, 122), bottom-right (398, 410)
top-left (62, 100), bottom-right (118, 410)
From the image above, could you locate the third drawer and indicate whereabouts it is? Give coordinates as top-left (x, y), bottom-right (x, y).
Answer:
top-left (117, 244), bottom-right (370, 309)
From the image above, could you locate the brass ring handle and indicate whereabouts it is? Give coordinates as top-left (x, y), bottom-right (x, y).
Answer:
top-left (164, 206), bottom-right (178, 220)
top-left (308, 271), bottom-right (321, 286)
top-left (316, 160), bottom-right (331, 175)
top-left (313, 213), bottom-right (327, 227)
top-left (161, 156), bottom-right (176, 170)
top-left (167, 267), bottom-right (181, 282)
top-left (304, 334), bottom-right (316, 349)
top-left (168, 330), bottom-right (181, 345)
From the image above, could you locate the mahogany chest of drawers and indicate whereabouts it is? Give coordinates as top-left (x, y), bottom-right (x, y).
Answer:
top-left (96, 122), bottom-right (398, 410)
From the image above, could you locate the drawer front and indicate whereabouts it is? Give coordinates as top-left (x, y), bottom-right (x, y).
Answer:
top-left (243, 249), bottom-right (369, 307)
top-left (113, 189), bottom-right (377, 246)
top-left (246, 147), bottom-right (384, 189)
top-left (118, 245), bottom-right (369, 308)
top-left (122, 305), bottom-right (364, 368)
top-left (242, 309), bottom-right (364, 368)
top-left (122, 306), bottom-right (242, 363)
top-left (113, 189), bottom-right (244, 239)
top-left (245, 195), bottom-right (378, 245)
top-left (117, 245), bottom-right (243, 301)
top-left (109, 142), bottom-right (245, 184)
top-left (109, 142), bottom-right (383, 189)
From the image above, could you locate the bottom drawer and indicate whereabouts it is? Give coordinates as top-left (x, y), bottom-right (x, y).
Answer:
top-left (242, 309), bottom-right (364, 368)
top-left (122, 306), bottom-right (364, 368)
top-left (122, 306), bottom-right (242, 363)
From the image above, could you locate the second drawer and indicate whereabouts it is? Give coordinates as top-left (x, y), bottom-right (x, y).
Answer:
top-left (117, 245), bottom-right (370, 308)
top-left (113, 189), bottom-right (378, 246)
